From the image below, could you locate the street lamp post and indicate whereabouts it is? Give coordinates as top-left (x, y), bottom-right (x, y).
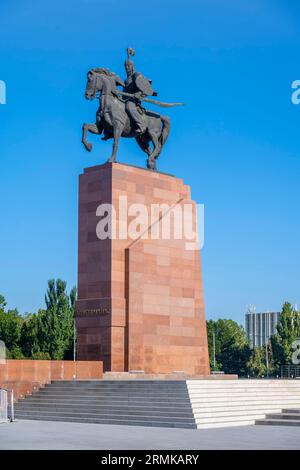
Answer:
top-left (213, 331), bottom-right (216, 370)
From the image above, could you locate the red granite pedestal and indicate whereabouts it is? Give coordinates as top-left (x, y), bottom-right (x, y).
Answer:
top-left (76, 162), bottom-right (210, 375)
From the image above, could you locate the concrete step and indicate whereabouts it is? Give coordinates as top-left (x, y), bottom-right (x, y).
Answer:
top-left (36, 383), bottom-right (188, 391)
top-left (27, 388), bottom-right (190, 399)
top-left (196, 413), bottom-right (267, 425)
top-left (189, 398), bottom-right (300, 406)
top-left (188, 383), bottom-right (300, 387)
top-left (192, 398), bottom-right (300, 404)
top-left (14, 404), bottom-right (194, 418)
top-left (51, 379), bottom-right (186, 386)
top-left (35, 389), bottom-right (189, 398)
top-left (188, 386), bottom-right (300, 392)
top-left (282, 408), bottom-right (300, 413)
top-left (46, 379), bottom-right (186, 384)
top-left (265, 413), bottom-right (300, 420)
top-left (15, 413), bottom-right (196, 428)
top-left (46, 383), bottom-right (188, 389)
top-left (15, 399), bottom-right (192, 410)
top-left (187, 379), bottom-right (300, 384)
top-left (189, 389), bottom-right (300, 398)
top-left (40, 388), bottom-right (188, 395)
top-left (15, 397), bottom-right (191, 406)
top-left (255, 418), bottom-right (300, 427)
top-left (192, 402), bottom-right (300, 413)
top-left (196, 420), bottom-right (257, 429)
top-left (41, 387), bottom-right (188, 394)
top-left (194, 408), bottom-right (294, 419)
top-left (46, 385), bottom-right (189, 391)
top-left (16, 411), bottom-right (196, 428)
top-left (19, 394), bottom-right (191, 403)
top-left (15, 408), bottom-right (195, 422)
top-left (188, 385), bottom-right (300, 392)
top-left (17, 402), bottom-right (191, 412)
top-left (20, 396), bottom-right (192, 406)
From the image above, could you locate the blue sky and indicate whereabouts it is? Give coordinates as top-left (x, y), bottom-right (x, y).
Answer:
top-left (0, 0), bottom-right (300, 324)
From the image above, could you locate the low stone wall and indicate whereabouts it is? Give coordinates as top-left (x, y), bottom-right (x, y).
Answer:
top-left (0, 381), bottom-right (42, 401)
top-left (0, 360), bottom-right (103, 400)
top-left (0, 360), bottom-right (103, 382)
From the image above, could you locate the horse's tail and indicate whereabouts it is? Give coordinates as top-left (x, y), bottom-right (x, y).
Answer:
top-left (159, 115), bottom-right (170, 147)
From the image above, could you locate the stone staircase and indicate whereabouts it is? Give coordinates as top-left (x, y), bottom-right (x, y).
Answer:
top-left (187, 379), bottom-right (300, 428)
top-left (14, 379), bottom-right (300, 429)
top-left (256, 409), bottom-right (300, 427)
top-left (14, 380), bottom-right (196, 428)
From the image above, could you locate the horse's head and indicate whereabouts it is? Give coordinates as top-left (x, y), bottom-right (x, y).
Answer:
top-left (85, 68), bottom-right (125, 100)
top-left (85, 69), bottom-right (104, 100)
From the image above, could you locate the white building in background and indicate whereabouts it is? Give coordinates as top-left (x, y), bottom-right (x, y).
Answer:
top-left (245, 311), bottom-right (281, 348)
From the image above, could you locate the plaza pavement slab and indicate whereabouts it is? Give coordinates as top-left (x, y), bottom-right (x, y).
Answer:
top-left (0, 420), bottom-right (300, 450)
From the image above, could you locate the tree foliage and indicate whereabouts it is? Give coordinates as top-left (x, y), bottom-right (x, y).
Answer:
top-left (247, 346), bottom-right (267, 377)
top-left (0, 295), bottom-right (23, 357)
top-left (207, 319), bottom-right (251, 376)
top-left (0, 280), bottom-right (76, 360)
top-left (271, 302), bottom-right (300, 370)
top-left (37, 279), bottom-right (75, 359)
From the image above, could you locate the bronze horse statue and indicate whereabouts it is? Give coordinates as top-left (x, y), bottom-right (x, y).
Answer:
top-left (82, 68), bottom-right (173, 170)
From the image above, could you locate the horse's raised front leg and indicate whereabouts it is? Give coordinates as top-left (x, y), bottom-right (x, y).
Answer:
top-left (107, 123), bottom-right (123, 163)
top-left (82, 123), bottom-right (101, 152)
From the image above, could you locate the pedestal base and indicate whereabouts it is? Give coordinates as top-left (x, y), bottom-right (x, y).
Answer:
top-left (76, 162), bottom-right (210, 375)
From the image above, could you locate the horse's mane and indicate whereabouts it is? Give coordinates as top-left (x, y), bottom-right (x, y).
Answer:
top-left (90, 68), bottom-right (124, 88)
top-left (91, 67), bottom-right (115, 77)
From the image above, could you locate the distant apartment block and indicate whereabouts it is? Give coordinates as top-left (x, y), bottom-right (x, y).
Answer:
top-left (245, 311), bottom-right (281, 347)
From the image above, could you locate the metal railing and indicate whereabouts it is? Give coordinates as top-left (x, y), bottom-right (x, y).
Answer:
top-left (281, 365), bottom-right (300, 379)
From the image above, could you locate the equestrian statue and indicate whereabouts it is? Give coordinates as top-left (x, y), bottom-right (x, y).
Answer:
top-left (82, 48), bottom-right (183, 170)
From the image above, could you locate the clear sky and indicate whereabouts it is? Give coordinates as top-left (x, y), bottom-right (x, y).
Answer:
top-left (0, 0), bottom-right (300, 324)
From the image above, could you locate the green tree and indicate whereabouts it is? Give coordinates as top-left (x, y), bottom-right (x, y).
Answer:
top-left (0, 295), bottom-right (6, 311)
top-left (0, 282), bottom-right (77, 360)
top-left (247, 346), bottom-right (267, 377)
top-left (37, 279), bottom-right (76, 360)
top-left (64, 286), bottom-right (77, 359)
top-left (7, 346), bottom-right (24, 359)
top-left (271, 302), bottom-right (300, 370)
top-left (0, 295), bottom-right (24, 356)
top-left (20, 313), bottom-right (41, 357)
top-left (207, 319), bottom-right (251, 376)
top-left (31, 351), bottom-right (51, 360)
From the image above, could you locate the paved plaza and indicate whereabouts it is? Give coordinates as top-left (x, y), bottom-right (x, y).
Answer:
top-left (0, 420), bottom-right (299, 450)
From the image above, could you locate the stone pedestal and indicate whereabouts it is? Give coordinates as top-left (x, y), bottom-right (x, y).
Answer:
top-left (76, 162), bottom-right (210, 375)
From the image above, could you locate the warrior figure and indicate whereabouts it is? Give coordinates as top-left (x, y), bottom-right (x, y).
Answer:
top-left (122, 48), bottom-right (157, 134)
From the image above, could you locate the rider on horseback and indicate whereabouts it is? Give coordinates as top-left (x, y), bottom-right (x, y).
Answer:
top-left (82, 48), bottom-right (183, 169)
top-left (121, 48), bottom-right (158, 135)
